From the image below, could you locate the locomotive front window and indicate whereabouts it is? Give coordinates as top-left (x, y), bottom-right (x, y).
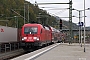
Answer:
top-left (24, 27), bottom-right (37, 34)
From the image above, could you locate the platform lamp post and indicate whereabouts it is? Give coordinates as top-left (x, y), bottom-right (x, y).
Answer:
top-left (78, 11), bottom-right (82, 45)
top-left (75, 3), bottom-right (90, 52)
top-left (72, 15), bottom-right (81, 44)
top-left (73, 15), bottom-right (86, 47)
top-left (84, 0), bottom-right (86, 52)
top-left (78, 15), bottom-right (87, 47)
top-left (72, 8), bottom-right (90, 47)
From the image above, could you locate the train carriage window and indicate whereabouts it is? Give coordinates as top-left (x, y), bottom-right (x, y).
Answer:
top-left (24, 27), bottom-right (37, 34)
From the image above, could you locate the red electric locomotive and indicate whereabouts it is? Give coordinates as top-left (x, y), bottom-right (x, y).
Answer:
top-left (21, 23), bottom-right (52, 50)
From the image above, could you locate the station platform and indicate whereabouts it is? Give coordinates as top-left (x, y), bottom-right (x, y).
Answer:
top-left (35, 43), bottom-right (90, 60)
top-left (11, 43), bottom-right (90, 60)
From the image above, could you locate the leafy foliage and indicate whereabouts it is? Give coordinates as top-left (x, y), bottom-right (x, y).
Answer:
top-left (0, 0), bottom-right (81, 29)
top-left (0, 0), bottom-right (57, 28)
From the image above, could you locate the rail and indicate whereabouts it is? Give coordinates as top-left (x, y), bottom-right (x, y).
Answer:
top-left (0, 42), bottom-right (21, 53)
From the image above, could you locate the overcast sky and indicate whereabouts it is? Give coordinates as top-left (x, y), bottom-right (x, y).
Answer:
top-left (26, 0), bottom-right (90, 27)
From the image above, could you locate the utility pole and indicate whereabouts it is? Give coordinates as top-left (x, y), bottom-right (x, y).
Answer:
top-left (69, 0), bottom-right (72, 44)
top-left (14, 16), bottom-right (17, 28)
top-left (28, 3), bottom-right (29, 23)
top-left (24, 2), bottom-right (26, 24)
top-left (24, 2), bottom-right (30, 24)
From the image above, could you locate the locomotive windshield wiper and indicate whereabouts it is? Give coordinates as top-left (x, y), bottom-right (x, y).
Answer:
top-left (24, 32), bottom-right (36, 34)
top-left (24, 32), bottom-right (29, 34)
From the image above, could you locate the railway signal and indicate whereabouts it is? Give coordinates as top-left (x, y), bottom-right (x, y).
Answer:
top-left (60, 19), bottom-right (62, 29)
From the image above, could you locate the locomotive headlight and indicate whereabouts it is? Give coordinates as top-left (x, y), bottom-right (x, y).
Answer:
top-left (22, 38), bottom-right (24, 40)
top-left (36, 37), bottom-right (39, 41)
top-left (22, 37), bottom-right (27, 40)
top-left (33, 37), bottom-right (39, 41)
top-left (33, 37), bottom-right (37, 40)
top-left (24, 37), bottom-right (27, 39)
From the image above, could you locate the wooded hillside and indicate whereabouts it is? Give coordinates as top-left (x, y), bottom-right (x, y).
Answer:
top-left (0, 0), bottom-right (79, 29)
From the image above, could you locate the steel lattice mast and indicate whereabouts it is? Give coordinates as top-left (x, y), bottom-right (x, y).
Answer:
top-left (69, 0), bottom-right (72, 44)
top-left (35, 1), bottom-right (73, 44)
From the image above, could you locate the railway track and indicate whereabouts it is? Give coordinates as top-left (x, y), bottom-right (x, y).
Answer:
top-left (7, 43), bottom-right (53, 60)
top-left (0, 42), bottom-right (59, 60)
top-left (11, 43), bottom-right (60, 60)
top-left (0, 49), bottom-right (24, 60)
top-left (0, 42), bottom-right (24, 60)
